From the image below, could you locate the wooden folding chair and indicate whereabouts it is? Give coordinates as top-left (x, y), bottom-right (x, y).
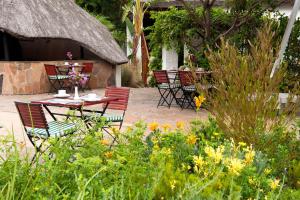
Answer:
top-left (153, 70), bottom-right (180, 108)
top-left (81, 63), bottom-right (93, 90)
top-left (44, 64), bottom-right (69, 92)
top-left (178, 70), bottom-right (197, 109)
top-left (85, 87), bottom-right (130, 145)
top-left (15, 102), bottom-right (76, 161)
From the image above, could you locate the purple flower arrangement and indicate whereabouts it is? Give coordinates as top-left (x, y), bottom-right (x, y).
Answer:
top-left (68, 67), bottom-right (88, 86)
top-left (66, 52), bottom-right (88, 87)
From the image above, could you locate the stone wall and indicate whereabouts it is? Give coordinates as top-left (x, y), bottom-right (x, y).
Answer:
top-left (0, 60), bottom-right (116, 95)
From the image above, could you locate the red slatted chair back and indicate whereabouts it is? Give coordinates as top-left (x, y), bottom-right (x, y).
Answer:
top-left (103, 87), bottom-right (130, 111)
top-left (15, 102), bottom-right (48, 129)
top-left (178, 70), bottom-right (194, 86)
top-left (44, 64), bottom-right (58, 76)
top-left (82, 63), bottom-right (94, 74)
top-left (153, 70), bottom-right (170, 84)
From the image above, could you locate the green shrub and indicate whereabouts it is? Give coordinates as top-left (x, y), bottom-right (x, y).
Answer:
top-left (204, 24), bottom-right (299, 144)
top-left (275, 15), bottom-right (300, 92)
top-left (0, 118), bottom-right (298, 199)
top-left (202, 24), bottom-right (300, 189)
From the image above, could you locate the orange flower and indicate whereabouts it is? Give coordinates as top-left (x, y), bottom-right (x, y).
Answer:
top-left (149, 122), bottom-right (159, 131)
top-left (100, 139), bottom-right (110, 146)
top-left (104, 151), bottom-right (113, 159)
top-left (162, 124), bottom-right (171, 131)
top-left (194, 95), bottom-right (206, 109)
top-left (176, 121), bottom-right (184, 129)
top-left (186, 134), bottom-right (197, 145)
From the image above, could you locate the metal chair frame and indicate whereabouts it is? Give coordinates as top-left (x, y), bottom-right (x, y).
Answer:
top-left (15, 102), bottom-right (75, 162)
top-left (101, 87), bottom-right (130, 146)
top-left (153, 70), bottom-right (180, 108)
top-left (178, 70), bottom-right (197, 109)
top-left (45, 64), bottom-right (69, 92)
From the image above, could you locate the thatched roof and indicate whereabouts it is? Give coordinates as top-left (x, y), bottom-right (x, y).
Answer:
top-left (0, 0), bottom-right (128, 65)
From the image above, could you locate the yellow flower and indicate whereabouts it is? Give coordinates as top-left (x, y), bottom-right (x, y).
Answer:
top-left (264, 168), bottom-right (271, 175)
top-left (248, 177), bottom-right (255, 185)
top-left (204, 146), bottom-right (224, 164)
top-left (238, 142), bottom-right (247, 147)
top-left (270, 179), bottom-right (280, 190)
top-left (104, 151), bottom-right (113, 159)
top-left (213, 146), bottom-right (224, 164)
top-left (194, 165), bottom-right (200, 173)
top-left (213, 132), bottom-right (219, 136)
top-left (204, 146), bottom-right (214, 157)
top-left (193, 155), bottom-right (204, 167)
top-left (151, 137), bottom-right (158, 144)
top-left (100, 139), bottom-right (110, 146)
top-left (162, 124), bottom-right (171, 131)
top-left (198, 95), bottom-right (206, 103)
top-left (153, 144), bottom-right (160, 150)
top-left (194, 98), bottom-right (201, 109)
top-left (186, 134), bottom-right (197, 145)
top-left (194, 95), bottom-right (206, 109)
top-left (227, 158), bottom-right (245, 176)
top-left (176, 121), bottom-right (184, 129)
top-left (149, 122), bottom-right (159, 131)
top-left (170, 180), bottom-right (177, 191)
top-left (163, 148), bottom-right (172, 156)
top-left (244, 149), bottom-right (255, 164)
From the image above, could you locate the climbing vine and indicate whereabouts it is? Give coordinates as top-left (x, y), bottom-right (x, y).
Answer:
top-left (146, 6), bottom-right (255, 69)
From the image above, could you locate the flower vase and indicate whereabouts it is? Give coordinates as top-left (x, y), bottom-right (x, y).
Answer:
top-left (73, 86), bottom-right (80, 100)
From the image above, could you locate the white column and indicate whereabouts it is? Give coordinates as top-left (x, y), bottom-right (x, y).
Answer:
top-left (162, 46), bottom-right (178, 70)
top-left (115, 65), bottom-right (122, 87)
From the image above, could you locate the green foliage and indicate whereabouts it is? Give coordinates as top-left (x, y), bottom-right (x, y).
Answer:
top-left (203, 24), bottom-right (300, 188)
top-left (147, 46), bottom-right (162, 87)
top-left (76, 0), bottom-right (128, 46)
top-left (0, 118), bottom-right (299, 199)
top-left (274, 15), bottom-right (300, 92)
top-left (147, 5), bottom-right (268, 69)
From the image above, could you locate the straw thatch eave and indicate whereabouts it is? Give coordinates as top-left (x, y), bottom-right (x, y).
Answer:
top-left (0, 0), bottom-right (128, 65)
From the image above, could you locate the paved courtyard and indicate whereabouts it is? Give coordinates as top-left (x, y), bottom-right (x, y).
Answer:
top-left (0, 88), bottom-right (208, 146)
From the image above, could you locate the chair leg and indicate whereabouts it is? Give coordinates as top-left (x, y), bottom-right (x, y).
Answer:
top-left (170, 87), bottom-right (181, 107)
top-left (157, 88), bottom-right (172, 108)
top-left (48, 79), bottom-right (59, 93)
top-left (181, 91), bottom-right (190, 109)
top-left (28, 136), bottom-right (45, 164)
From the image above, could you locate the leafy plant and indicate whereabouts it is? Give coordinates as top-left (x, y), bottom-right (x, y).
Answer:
top-left (204, 24), bottom-right (295, 144)
top-left (0, 118), bottom-right (299, 199)
top-left (202, 24), bottom-right (299, 187)
top-left (76, 0), bottom-right (128, 47)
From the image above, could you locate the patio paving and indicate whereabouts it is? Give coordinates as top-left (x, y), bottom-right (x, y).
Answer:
top-left (0, 88), bottom-right (208, 146)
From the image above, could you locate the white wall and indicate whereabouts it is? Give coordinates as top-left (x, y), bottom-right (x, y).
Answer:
top-left (115, 65), bottom-right (122, 87)
top-left (162, 46), bottom-right (178, 70)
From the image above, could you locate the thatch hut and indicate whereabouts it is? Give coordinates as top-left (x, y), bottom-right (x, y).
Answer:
top-left (0, 0), bottom-right (127, 94)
